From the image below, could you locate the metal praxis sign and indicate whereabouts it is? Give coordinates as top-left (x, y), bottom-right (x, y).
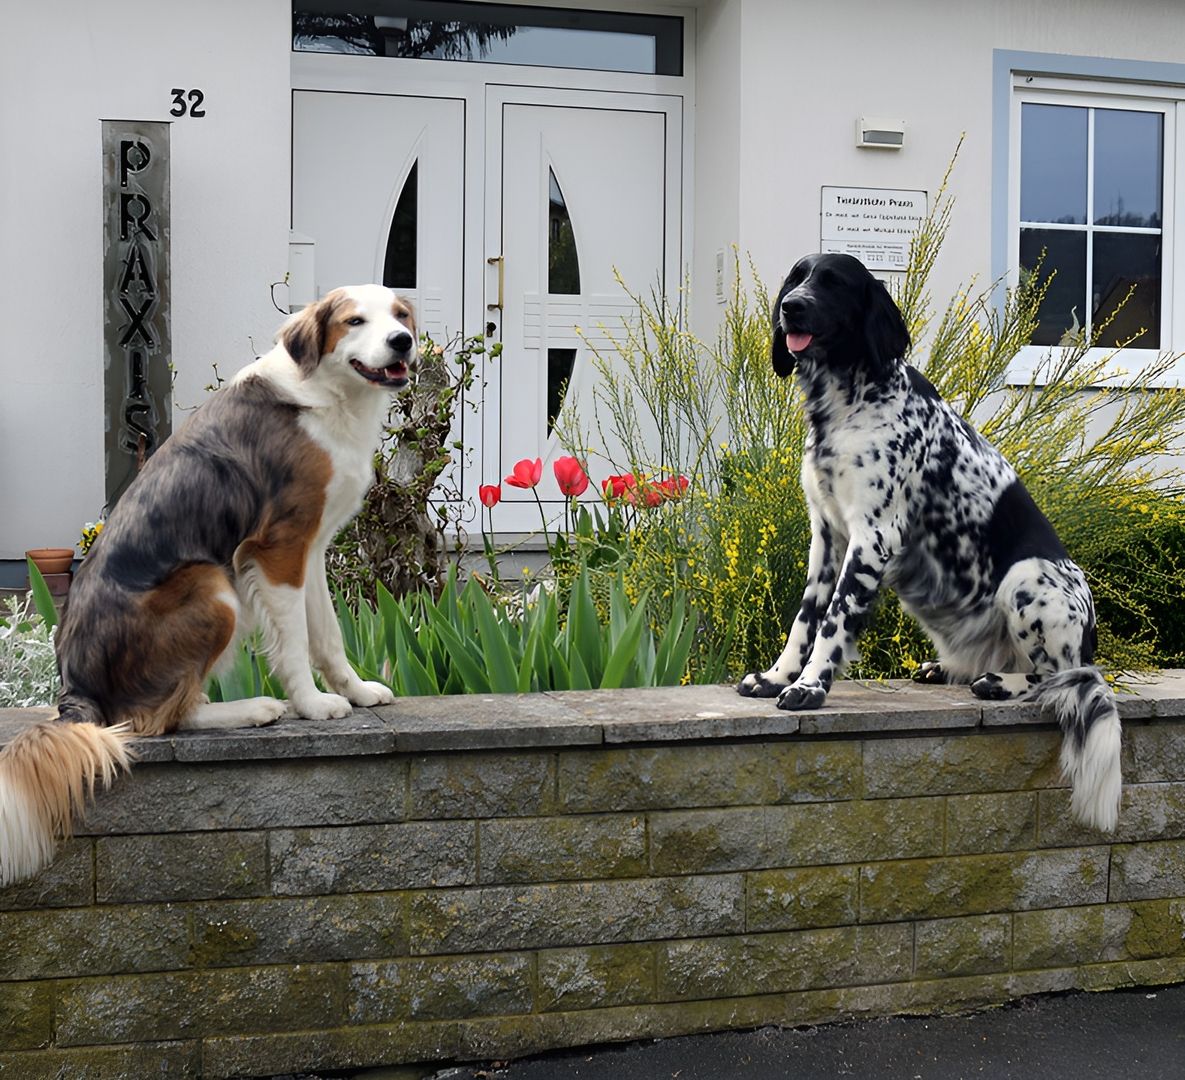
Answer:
top-left (102, 119), bottom-right (171, 507)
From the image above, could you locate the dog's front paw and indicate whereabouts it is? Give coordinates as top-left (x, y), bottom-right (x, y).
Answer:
top-left (287, 692), bottom-right (353, 720)
top-left (244, 698), bottom-right (287, 726)
top-left (737, 672), bottom-right (790, 698)
top-left (913, 661), bottom-right (949, 685)
top-left (348, 680), bottom-right (395, 707)
top-left (776, 680), bottom-right (827, 711)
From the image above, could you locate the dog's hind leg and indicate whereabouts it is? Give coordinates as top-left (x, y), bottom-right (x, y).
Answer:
top-left (913, 661), bottom-right (951, 685)
top-left (970, 671), bottom-right (1039, 700)
top-left (178, 699), bottom-right (286, 730)
top-left (981, 557), bottom-right (1120, 829)
top-left (739, 512), bottom-right (840, 698)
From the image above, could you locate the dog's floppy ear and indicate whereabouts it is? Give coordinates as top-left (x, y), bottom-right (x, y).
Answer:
top-left (280, 292), bottom-right (340, 375)
top-left (863, 277), bottom-right (910, 378)
top-left (771, 291), bottom-right (796, 378)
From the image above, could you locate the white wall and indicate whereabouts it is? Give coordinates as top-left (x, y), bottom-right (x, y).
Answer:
top-left (690, 0), bottom-right (741, 342)
top-left (0, 0), bottom-right (291, 561)
top-left (690, 0), bottom-right (1185, 334)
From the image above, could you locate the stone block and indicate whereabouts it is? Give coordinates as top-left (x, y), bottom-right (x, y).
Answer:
top-left (764, 798), bottom-right (945, 867)
top-left (537, 943), bottom-right (655, 1011)
top-left (1075, 954), bottom-right (1185, 992)
top-left (409, 751), bottom-right (556, 818)
top-left (859, 847), bottom-right (1110, 922)
top-left (0, 838), bottom-right (92, 910)
top-left (349, 953), bottom-right (532, 1022)
top-left (648, 808), bottom-right (767, 874)
top-left (82, 758), bottom-right (406, 834)
top-left (169, 707), bottom-right (394, 761)
top-left (56, 963), bottom-right (347, 1046)
top-left (375, 692), bottom-right (601, 752)
top-left (862, 730), bottom-right (1063, 798)
top-left (270, 821), bottom-right (475, 895)
top-left (795, 680), bottom-right (980, 735)
top-left (1123, 721), bottom-right (1185, 783)
top-left (0, 1041), bottom-right (201, 1079)
top-left (1118, 675), bottom-right (1185, 721)
top-left (408, 874), bottom-right (744, 954)
top-left (558, 744), bottom-right (775, 813)
top-left (946, 792), bottom-right (1038, 854)
top-left (0, 904), bottom-right (189, 980)
top-left (1040, 782), bottom-right (1185, 848)
top-left (188, 893), bottom-right (407, 967)
top-left (914, 914), bottom-right (1011, 978)
top-left (658, 922), bottom-right (912, 1001)
top-left (551, 684), bottom-right (800, 743)
top-left (1014, 901), bottom-right (1185, 969)
top-left (1110, 838), bottom-right (1185, 901)
top-left (0, 982), bottom-right (53, 1051)
top-left (479, 814), bottom-right (647, 883)
top-left (746, 865), bottom-right (859, 932)
top-left (766, 741), bottom-right (862, 803)
top-left (95, 831), bottom-right (268, 903)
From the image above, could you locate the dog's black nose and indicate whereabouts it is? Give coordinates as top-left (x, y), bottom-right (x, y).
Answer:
top-left (781, 295), bottom-right (808, 323)
top-left (387, 331), bottom-right (413, 353)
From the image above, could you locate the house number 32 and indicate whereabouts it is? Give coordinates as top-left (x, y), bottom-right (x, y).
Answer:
top-left (169, 89), bottom-right (206, 118)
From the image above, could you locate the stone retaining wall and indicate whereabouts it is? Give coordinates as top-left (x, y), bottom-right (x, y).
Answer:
top-left (2, 676), bottom-right (1185, 1078)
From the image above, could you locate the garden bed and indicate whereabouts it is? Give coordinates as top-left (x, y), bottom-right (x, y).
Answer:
top-left (2, 676), bottom-right (1185, 1078)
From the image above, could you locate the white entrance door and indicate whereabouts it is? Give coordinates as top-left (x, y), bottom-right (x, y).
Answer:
top-left (292, 86), bottom-right (681, 534)
top-left (486, 91), bottom-right (678, 529)
top-left (291, 90), bottom-right (465, 342)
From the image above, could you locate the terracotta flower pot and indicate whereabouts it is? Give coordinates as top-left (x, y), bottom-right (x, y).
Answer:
top-left (26, 547), bottom-right (75, 575)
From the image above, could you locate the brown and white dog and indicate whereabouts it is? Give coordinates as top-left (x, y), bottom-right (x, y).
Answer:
top-left (0, 285), bottom-right (415, 885)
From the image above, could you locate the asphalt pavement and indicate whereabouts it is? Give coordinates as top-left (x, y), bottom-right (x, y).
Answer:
top-left (429, 985), bottom-right (1185, 1080)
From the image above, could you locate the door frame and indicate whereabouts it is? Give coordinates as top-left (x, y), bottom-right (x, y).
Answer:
top-left (290, 29), bottom-right (694, 527)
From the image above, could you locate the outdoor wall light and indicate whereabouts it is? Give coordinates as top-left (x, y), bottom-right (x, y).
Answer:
top-left (856, 116), bottom-right (906, 149)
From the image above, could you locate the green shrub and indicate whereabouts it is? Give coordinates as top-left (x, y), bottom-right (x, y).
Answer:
top-left (0, 594), bottom-right (57, 708)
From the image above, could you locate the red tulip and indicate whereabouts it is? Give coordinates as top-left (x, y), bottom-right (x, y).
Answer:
top-left (601, 473), bottom-right (637, 501)
top-left (505, 457), bottom-right (543, 489)
top-left (659, 475), bottom-right (690, 499)
top-left (553, 456), bottom-right (590, 497)
top-left (478, 484), bottom-right (501, 508)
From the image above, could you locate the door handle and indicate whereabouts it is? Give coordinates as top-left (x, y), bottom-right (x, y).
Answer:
top-left (486, 255), bottom-right (504, 311)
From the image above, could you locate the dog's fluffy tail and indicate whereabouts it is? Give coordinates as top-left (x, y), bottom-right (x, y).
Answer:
top-left (1033, 667), bottom-right (1122, 832)
top-left (0, 701), bottom-right (135, 886)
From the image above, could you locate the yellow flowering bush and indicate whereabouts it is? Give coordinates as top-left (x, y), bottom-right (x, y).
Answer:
top-left (560, 151), bottom-right (1185, 681)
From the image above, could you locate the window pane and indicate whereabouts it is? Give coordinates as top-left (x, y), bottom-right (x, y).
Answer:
top-left (1021, 228), bottom-right (1087, 346)
top-left (382, 160), bottom-right (417, 290)
top-left (547, 348), bottom-right (576, 435)
top-left (1021, 104), bottom-right (1087, 224)
top-left (1092, 232), bottom-right (1161, 348)
top-left (293, 1), bottom-right (683, 76)
top-left (548, 168), bottom-right (580, 295)
top-left (1093, 109), bottom-right (1163, 227)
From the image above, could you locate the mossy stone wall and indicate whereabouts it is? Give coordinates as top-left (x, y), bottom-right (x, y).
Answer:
top-left (1, 680), bottom-right (1184, 1078)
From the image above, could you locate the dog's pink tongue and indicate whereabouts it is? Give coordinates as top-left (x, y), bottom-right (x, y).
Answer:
top-left (786, 332), bottom-right (813, 353)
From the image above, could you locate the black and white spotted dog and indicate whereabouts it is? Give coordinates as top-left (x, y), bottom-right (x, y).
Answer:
top-left (737, 253), bottom-right (1122, 831)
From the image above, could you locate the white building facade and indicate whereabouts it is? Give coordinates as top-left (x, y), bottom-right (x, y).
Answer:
top-left (2, 0), bottom-right (1183, 581)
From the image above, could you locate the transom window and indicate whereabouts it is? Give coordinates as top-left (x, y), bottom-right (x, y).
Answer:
top-left (293, 1), bottom-right (683, 75)
top-left (1009, 76), bottom-right (1180, 380)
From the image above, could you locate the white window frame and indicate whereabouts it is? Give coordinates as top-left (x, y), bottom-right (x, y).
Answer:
top-left (1008, 74), bottom-right (1182, 386)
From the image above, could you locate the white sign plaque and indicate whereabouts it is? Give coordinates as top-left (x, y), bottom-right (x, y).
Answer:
top-left (820, 186), bottom-right (927, 271)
